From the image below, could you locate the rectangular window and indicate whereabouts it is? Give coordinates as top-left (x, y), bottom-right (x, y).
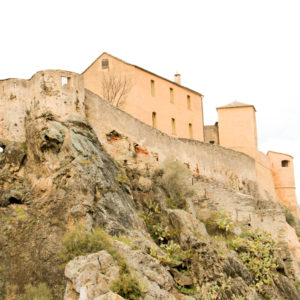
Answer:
top-left (152, 112), bottom-right (157, 128)
top-left (171, 118), bottom-right (176, 135)
top-left (151, 80), bottom-right (155, 96)
top-left (170, 88), bottom-right (174, 103)
top-left (61, 76), bottom-right (68, 86)
top-left (102, 59), bottom-right (109, 69)
top-left (189, 123), bottom-right (193, 139)
top-left (187, 95), bottom-right (191, 109)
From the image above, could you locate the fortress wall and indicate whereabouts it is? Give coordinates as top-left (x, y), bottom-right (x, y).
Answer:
top-left (0, 70), bottom-right (85, 142)
top-left (255, 150), bottom-right (278, 200)
top-left (0, 78), bottom-right (30, 141)
top-left (85, 90), bottom-right (257, 192)
top-left (267, 151), bottom-right (298, 213)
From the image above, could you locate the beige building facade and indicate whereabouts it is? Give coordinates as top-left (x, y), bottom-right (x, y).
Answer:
top-left (83, 53), bottom-right (297, 214)
top-left (83, 53), bottom-right (204, 141)
top-left (204, 101), bottom-right (298, 214)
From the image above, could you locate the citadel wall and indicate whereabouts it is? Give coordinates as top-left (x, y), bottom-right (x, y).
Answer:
top-left (85, 89), bottom-right (257, 193)
top-left (268, 151), bottom-right (298, 213)
top-left (0, 70), bottom-right (296, 211)
top-left (0, 70), bottom-right (85, 142)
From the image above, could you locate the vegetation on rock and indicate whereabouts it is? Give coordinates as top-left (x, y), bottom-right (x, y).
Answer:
top-left (16, 283), bottom-right (53, 300)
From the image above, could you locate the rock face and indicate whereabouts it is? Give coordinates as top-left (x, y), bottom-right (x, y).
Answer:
top-left (1, 71), bottom-right (300, 300)
top-left (0, 113), bottom-right (143, 298)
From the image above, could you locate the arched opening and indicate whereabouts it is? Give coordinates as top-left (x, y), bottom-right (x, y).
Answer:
top-left (188, 123), bottom-right (193, 139)
top-left (152, 112), bottom-right (157, 128)
top-left (171, 118), bottom-right (176, 135)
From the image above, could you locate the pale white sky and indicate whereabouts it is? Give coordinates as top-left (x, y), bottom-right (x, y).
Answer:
top-left (1, 0), bottom-right (299, 202)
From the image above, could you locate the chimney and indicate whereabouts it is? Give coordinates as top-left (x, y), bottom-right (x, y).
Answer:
top-left (174, 72), bottom-right (181, 85)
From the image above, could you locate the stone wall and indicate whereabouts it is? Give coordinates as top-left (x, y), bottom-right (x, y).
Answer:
top-left (255, 150), bottom-right (278, 201)
top-left (85, 90), bottom-right (257, 193)
top-left (0, 70), bottom-right (85, 142)
top-left (204, 124), bottom-right (219, 145)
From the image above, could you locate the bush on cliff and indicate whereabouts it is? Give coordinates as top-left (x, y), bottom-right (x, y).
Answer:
top-left (58, 226), bottom-right (117, 263)
top-left (17, 283), bottom-right (53, 300)
top-left (162, 158), bottom-right (194, 209)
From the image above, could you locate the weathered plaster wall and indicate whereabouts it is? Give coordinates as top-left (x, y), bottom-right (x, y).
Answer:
top-left (0, 70), bottom-right (85, 142)
top-left (268, 151), bottom-right (298, 213)
top-left (204, 124), bottom-right (219, 145)
top-left (217, 106), bottom-right (258, 158)
top-left (85, 90), bottom-right (256, 193)
top-left (255, 150), bottom-right (277, 200)
top-left (83, 53), bottom-right (204, 141)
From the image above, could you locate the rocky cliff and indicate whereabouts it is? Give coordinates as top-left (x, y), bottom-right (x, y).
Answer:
top-left (1, 71), bottom-right (300, 300)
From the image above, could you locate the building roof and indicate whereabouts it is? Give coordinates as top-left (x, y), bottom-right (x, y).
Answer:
top-left (217, 101), bottom-right (256, 111)
top-left (267, 150), bottom-right (294, 159)
top-left (82, 52), bottom-right (204, 97)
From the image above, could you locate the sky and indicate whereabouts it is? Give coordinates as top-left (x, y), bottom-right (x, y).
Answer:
top-left (1, 0), bottom-right (299, 202)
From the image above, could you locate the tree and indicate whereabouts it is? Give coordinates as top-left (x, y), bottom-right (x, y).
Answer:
top-left (100, 72), bottom-right (132, 108)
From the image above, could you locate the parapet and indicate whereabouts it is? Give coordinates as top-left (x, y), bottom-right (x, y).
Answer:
top-left (0, 70), bottom-right (85, 142)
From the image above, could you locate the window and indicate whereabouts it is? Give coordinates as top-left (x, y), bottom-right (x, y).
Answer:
top-left (61, 76), bottom-right (68, 86)
top-left (281, 160), bottom-right (289, 167)
top-left (170, 88), bottom-right (174, 103)
top-left (209, 141), bottom-right (215, 144)
top-left (61, 76), bottom-right (72, 87)
top-left (152, 112), bottom-right (157, 128)
top-left (187, 95), bottom-right (191, 109)
top-left (102, 59), bottom-right (109, 69)
top-left (189, 123), bottom-right (193, 139)
top-left (171, 118), bottom-right (176, 135)
top-left (151, 80), bottom-right (155, 96)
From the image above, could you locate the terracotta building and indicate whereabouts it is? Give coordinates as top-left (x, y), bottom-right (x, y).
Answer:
top-left (83, 53), bottom-right (204, 141)
top-left (204, 101), bottom-right (298, 214)
top-left (83, 53), bottom-right (297, 214)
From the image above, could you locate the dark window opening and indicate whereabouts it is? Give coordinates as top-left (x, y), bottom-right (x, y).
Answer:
top-left (102, 59), bottom-right (109, 69)
top-left (151, 80), bottom-right (155, 96)
top-left (9, 197), bottom-right (22, 204)
top-left (209, 141), bottom-right (215, 144)
top-left (281, 160), bottom-right (289, 167)
top-left (152, 112), bottom-right (157, 128)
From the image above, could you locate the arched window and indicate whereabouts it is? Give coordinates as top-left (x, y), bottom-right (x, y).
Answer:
top-left (152, 112), bottom-right (157, 128)
top-left (170, 88), bottom-right (174, 103)
top-left (189, 123), bottom-right (193, 139)
top-left (171, 118), bottom-right (176, 135)
top-left (187, 95), bottom-right (191, 109)
top-left (150, 80), bottom-right (155, 96)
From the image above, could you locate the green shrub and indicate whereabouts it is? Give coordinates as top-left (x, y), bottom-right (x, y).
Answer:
top-left (58, 226), bottom-right (117, 263)
top-left (140, 198), bottom-right (178, 245)
top-left (110, 260), bottom-right (145, 300)
top-left (205, 211), bottom-right (235, 236)
top-left (162, 158), bottom-right (194, 209)
top-left (17, 283), bottom-right (53, 300)
top-left (284, 206), bottom-right (296, 227)
top-left (230, 230), bottom-right (279, 294)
